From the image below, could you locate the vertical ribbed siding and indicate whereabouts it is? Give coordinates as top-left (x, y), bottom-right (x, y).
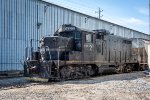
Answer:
top-left (0, 0), bottom-right (149, 72)
top-left (0, 0), bottom-right (1, 39)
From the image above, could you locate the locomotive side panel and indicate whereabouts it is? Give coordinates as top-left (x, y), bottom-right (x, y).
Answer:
top-left (105, 35), bottom-right (132, 65)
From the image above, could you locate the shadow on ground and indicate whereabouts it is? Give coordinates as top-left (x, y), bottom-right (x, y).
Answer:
top-left (0, 71), bottom-right (146, 90)
top-left (42, 71), bottom-right (146, 85)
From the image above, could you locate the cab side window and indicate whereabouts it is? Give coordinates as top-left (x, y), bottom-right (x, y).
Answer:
top-left (85, 33), bottom-right (93, 43)
top-left (75, 31), bottom-right (82, 51)
top-left (96, 34), bottom-right (104, 40)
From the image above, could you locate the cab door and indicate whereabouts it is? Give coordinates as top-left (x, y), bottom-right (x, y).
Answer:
top-left (83, 32), bottom-right (95, 62)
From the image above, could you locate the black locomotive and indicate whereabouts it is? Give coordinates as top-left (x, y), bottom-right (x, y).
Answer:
top-left (24, 24), bottom-right (148, 81)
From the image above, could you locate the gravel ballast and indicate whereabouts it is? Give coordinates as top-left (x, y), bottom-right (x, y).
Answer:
top-left (0, 72), bottom-right (150, 100)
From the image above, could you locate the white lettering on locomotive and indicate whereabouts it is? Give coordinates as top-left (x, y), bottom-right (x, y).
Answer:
top-left (65, 27), bottom-right (76, 31)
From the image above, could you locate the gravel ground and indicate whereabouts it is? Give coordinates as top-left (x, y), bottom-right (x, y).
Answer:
top-left (0, 72), bottom-right (150, 100)
top-left (0, 77), bottom-right (38, 90)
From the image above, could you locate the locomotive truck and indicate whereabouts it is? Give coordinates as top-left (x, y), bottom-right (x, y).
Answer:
top-left (24, 24), bottom-right (148, 81)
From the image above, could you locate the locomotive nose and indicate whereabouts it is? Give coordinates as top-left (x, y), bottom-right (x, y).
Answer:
top-left (26, 60), bottom-right (53, 79)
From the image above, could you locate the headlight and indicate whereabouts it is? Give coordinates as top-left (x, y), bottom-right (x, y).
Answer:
top-left (41, 57), bottom-right (44, 61)
top-left (27, 57), bottom-right (30, 60)
top-left (40, 41), bottom-right (44, 46)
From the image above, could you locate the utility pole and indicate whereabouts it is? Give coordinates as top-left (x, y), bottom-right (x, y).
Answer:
top-left (149, 0), bottom-right (150, 38)
top-left (96, 8), bottom-right (103, 19)
top-left (148, 0), bottom-right (150, 70)
top-left (145, 0), bottom-right (150, 72)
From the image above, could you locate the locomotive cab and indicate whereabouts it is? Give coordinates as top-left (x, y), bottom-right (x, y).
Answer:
top-left (55, 25), bottom-right (96, 62)
top-left (55, 24), bottom-right (82, 51)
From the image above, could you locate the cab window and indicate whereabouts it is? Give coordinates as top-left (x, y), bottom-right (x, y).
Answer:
top-left (97, 34), bottom-right (104, 40)
top-left (59, 31), bottom-right (81, 40)
top-left (75, 32), bottom-right (81, 39)
top-left (85, 33), bottom-right (93, 43)
top-left (59, 32), bottom-right (74, 38)
top-left (75, 31), bottom-right (82, 51)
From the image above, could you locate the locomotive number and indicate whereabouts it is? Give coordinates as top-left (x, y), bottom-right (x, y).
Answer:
top-left (65, 27), bottom-right (76, 31)
top-left (84, 44), bottom-right (93, 51)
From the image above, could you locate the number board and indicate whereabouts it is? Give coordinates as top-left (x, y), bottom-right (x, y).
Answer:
top-left (65, 27), bottom-right (76, 31)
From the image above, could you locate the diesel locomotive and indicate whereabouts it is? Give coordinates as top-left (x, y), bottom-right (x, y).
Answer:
top-left (24, 24), bottom-right (148, 81)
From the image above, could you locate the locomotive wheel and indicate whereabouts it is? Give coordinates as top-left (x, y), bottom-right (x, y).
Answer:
top-left (115, 65), bottom-right (124, 74)
top-left (60, 66), bottom-right (71, 80)
top-left (144, 65), bottom-right (149, 70)
top-left (124, 65), bottom-right (132, 73)
top-left (140, 64), bottom-right (149, 71)
top-left (70, 72), bottom-right (77, 79)
top-left (87, 65), bottom-right (95, 76)
top-left (59, 65), bottom-right (97, 80)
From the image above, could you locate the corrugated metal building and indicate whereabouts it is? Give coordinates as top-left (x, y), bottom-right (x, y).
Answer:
top-left (0, 0), bottom-right (149, 72)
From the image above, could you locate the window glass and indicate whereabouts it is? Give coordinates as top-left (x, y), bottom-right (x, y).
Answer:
top-left (59, 31), bottom-right (81, 39)
top-left (85, 34), bottom-right (92, 43)
top-left (75, 32), bottom-right (81, 39)
top-left (97, 34), bottom-right (104, 40)
top-left (59, 32), bottom-right (74, 38)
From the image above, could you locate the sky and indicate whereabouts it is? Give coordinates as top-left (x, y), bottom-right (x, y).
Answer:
top-left (43, 0), bottom-right (149, 34)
